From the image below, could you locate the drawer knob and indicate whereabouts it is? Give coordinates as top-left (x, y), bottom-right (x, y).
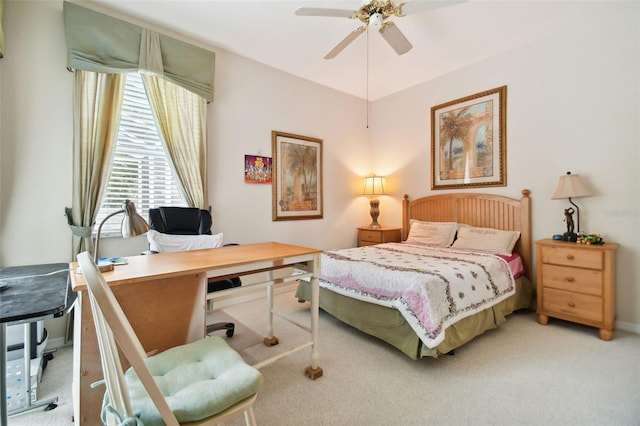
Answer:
top-left (568, 301), bottom-right (576, 308)
top-left (565, 276), bottom-right (575, 282)
top-left (566, 254), bottom-right (574, 260)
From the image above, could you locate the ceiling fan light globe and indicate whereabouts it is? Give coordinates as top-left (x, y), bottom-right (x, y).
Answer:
top-left (370, 12), bottom-right (384, 28)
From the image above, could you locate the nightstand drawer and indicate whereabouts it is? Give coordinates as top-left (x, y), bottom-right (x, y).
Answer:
top-left (541, 264), bottom-right (603, 296)
top-left (542, 288), bottom-right (603, 323)
top-left (357, 227), bottom-right (401, 247)
top-left (359, 230), bottom-right (383, 243)
top-left (541, 246), bottom-right (603, 270)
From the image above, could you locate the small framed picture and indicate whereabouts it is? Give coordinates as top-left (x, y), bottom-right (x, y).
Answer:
top-left (244, 155), bottom-right (272, 183)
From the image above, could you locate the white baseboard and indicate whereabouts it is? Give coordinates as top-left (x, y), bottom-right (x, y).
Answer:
top-left (209, 280), bottom-right (299, 311)
top-left (45, 337), bottom-right (69, 352)
top-left (617, 320), bottom-right (640, 335)
top-left (43, 282), bottom-right (301, 351)
top-left (47, 281), bottom-right (637, 352)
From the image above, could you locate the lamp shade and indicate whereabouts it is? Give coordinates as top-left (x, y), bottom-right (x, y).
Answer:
top-left (551, 172), bottom-right (592, 200)
top-left (121, 200), bottom-right (150, 237)
top-left (94, 199), bottom-right (149, 267)
top-left (362, 175), bottom-right (386, 196)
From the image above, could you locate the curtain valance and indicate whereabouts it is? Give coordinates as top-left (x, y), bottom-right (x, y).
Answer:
top-left (63, 1), bottom-right (214, 101)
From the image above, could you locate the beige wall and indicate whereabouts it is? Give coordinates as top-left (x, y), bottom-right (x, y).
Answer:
top-left (0, 1), bottom-right (370, 269)
top-left (207, 49), bottom-right (373, 249)
top-left (1, 1), bottom-right (72, 267)
top-left (1, 1), bottom-right (638, 344)
top-left (372, 2), bottom-right (640, 329)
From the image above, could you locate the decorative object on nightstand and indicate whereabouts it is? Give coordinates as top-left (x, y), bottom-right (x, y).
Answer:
top-left (362, 175), bottom-right (386, 228)
top-left (551, 171), bottom-right (593, 242)
top-left (534, 238), bottom-right (618, 340)
top-left (357, 227), bottom-right (401, 247)
top-left (94, 200), bottom-right (149, 272)
top-left (576, 233), bottom-right (604, 245)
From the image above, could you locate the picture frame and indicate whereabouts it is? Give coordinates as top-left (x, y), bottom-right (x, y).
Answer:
top-left (431, 86), bottom-right (507, 190)
top-left (272, 131), bottom-right (323, 221)
top-left (244, 155), bottom-right (272, 184)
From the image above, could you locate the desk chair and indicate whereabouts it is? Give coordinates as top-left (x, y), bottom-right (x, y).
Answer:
top-left (148, 207), bottom-right (241, 337)
top-left (77, 251), bottom-right (263, 426)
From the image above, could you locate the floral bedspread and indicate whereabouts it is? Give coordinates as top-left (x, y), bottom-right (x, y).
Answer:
top-left (318, 242), bottom-right (515, 349)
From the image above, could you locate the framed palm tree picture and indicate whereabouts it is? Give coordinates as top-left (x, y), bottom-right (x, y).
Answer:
top-left (272, 131), bottom-right (323, 220)
top-left (431, 86), bottom-right (507, 190)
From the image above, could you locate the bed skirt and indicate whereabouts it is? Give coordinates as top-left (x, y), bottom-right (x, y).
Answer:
top-left (295, 275), bottom-right (535, 359)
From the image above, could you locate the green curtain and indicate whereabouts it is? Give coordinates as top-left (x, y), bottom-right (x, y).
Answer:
top-left (67, 71), bottom-right (125, 258)
top-left (63, 1), bottom-right (214, 101)
top-left (142, 74), bottom-right (208, 209)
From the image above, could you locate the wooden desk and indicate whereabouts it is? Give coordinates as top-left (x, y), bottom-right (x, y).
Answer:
top-left (70, 242), bottom-right (322, 425)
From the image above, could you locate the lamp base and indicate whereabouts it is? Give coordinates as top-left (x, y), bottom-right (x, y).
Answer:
top-left (368, 197), bottom-right (381, 230)
top-left (563, 232), bottom-right (578, 242)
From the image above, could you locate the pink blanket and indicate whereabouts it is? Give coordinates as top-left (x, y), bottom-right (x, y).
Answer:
top-left (319, 243), bottom-right (515, 348)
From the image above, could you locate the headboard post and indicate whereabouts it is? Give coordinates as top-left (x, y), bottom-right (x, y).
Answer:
top-left (519, 189), bottom-right (532, 278)
top-left (402, 194), bottom-right (410, 240)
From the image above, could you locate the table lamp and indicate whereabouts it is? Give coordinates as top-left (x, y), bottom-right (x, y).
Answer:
top-left (362, 175), bottom-right (386, 229)
top-left (94, 200), bottom-right (149, 271)
top-left (551, 171), bottom-right (592, 242)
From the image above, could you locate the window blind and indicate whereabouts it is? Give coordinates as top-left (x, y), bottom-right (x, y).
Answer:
top-left (95, 73), bottom-right (186, 236)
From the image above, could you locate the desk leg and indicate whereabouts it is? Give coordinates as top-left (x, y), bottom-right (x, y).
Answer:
top-left (263, 271), bottom-right (279, 347)
top-left (305, 253), bottom-right (323, 380)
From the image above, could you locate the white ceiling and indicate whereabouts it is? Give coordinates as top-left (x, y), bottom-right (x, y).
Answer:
top-left (88, 0), bottom-right (599, 101)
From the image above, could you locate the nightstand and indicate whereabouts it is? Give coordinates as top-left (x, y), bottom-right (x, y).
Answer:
top-left (534, 238), bottom-right (618, 340)
top-left (357, 227), bottom-right (401, 247)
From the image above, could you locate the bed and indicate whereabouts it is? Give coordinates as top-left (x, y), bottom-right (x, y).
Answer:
top-left (296, 190), bottom-right (534, 359)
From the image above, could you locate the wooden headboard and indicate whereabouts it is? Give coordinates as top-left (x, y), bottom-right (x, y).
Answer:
top-left (402, 190), bottom-right (532, 277)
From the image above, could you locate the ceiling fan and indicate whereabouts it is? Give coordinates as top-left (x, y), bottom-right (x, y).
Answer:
top-left (295, 0), bottom-right (465, 59)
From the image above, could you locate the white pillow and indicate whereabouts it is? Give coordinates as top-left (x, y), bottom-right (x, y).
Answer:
top-left (406, 220), bottom-right (458, 247)
top-left (147, 229), bottom-right (224, 253)
top-left (451, 226), bottom-right (520, 256)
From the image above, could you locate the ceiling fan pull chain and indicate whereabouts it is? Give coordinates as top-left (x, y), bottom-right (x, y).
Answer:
top-left (366, 28), bottom-right (370, 129)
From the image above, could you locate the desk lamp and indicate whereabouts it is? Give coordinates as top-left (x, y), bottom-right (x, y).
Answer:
top-left (362, 175), bottom-right (386, 229)
top-left (94, 200), bottom-right (149, 271)
top-left (551, 171), bottom-right (592, 242)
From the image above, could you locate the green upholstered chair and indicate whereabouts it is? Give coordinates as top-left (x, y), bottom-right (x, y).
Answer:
top-left (77, 251), bottom-right (263, 426)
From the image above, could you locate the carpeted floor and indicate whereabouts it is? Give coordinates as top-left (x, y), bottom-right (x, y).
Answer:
top-left (8, 287), bottom-right (640, 425)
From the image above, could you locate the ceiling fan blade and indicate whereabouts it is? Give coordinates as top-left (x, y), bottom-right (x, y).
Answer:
top-left (397, 0), bottom-right (467, 16)
top-left (324, 26), bottom-right (366, 60)
top-left (380, 22), bottom-right (413, 55)
top-left (379, 22), bottom-right (412, 55)
top-left (295, 7), bottom-right (356, 19)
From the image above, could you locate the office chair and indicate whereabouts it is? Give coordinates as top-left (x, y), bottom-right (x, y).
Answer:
top-left (77, 252), bottom-right (263, 426)
top-left (147, 207), bottom-right (241, 337)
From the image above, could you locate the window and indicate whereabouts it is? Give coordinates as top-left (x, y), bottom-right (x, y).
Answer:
top-left (94, 73), bottom-right (186, 236)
